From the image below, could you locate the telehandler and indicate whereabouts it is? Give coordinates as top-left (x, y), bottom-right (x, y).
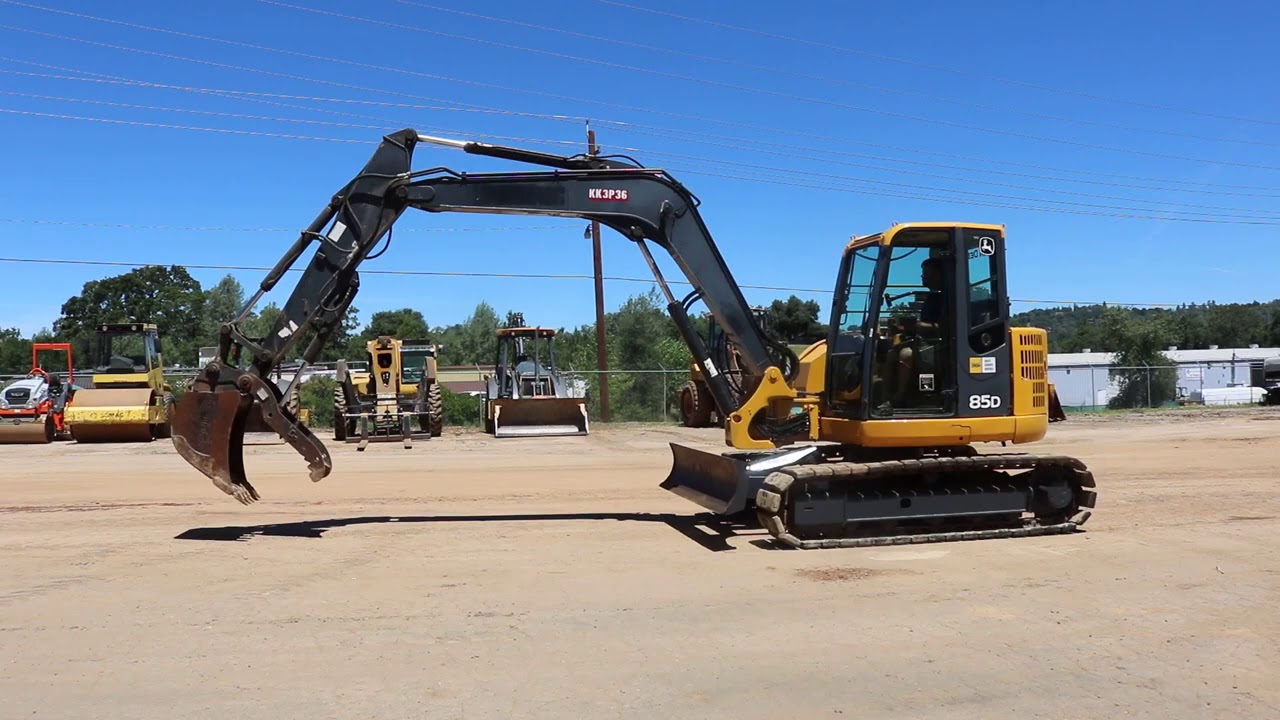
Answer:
top-left (171, 129), bottom-right (1095, 548)
top-left (332, 335), bottom-right (442, 449)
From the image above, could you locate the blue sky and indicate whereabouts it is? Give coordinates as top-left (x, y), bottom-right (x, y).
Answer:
top-left (2, 0), bottom-right (1278, 337)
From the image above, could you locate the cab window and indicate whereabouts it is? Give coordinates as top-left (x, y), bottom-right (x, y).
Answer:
top-left (965, 233), bottom-right (1003, 354)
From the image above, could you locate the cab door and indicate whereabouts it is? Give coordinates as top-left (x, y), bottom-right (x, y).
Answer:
top-left (953, 228), bottom-right (1013, 418)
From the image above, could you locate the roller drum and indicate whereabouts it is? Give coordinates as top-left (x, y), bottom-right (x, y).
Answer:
top-left (66, 388), bottom-right (157, 443)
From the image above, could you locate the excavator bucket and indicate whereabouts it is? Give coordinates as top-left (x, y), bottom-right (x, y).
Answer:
top-left (490, 398), bottom-right (590, 438)
top-left (660, 443), bottom-right (822, 516)
top-left (170, 370), bottom-right (332, 505)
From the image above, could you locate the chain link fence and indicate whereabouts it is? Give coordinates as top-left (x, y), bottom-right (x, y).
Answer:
top-left (557, 367), bottom-right (695, 423)
top-left (1050, 360), bottom-right (1270, 412)
top-left (8, 360), bottom-right (1269, 422)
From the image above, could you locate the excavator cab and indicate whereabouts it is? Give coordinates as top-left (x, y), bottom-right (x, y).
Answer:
top-left (825, 224), bottom-right (1012, 425)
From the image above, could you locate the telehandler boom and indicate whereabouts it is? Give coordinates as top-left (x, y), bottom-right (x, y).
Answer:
top-left (172, 129), bottom-right (1095, 548)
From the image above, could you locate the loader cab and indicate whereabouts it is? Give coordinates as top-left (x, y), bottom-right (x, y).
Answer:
top-left (825, 223), bottom-right (1011, 420)
top-left (494, 327), bottom-right (562, 399)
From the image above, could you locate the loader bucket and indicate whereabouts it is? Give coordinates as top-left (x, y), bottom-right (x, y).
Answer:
top-left (66, 388), bottom-right (157, 443)
top-left (490, 398), bottom-right (590, 438)
top-left (171, 371), bottom-right (333, 505)
top-left (659, 443), bottom-right (754, 516)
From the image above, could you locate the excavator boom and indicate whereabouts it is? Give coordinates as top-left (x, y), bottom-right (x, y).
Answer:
top-left (172, 129), bottom-right (793, 502)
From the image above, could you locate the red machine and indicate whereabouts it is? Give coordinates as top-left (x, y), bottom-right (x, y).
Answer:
top-left (0, 343), bottom-right (75, 444)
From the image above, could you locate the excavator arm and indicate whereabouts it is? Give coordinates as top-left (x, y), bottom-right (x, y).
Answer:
top-left (172, 128), bottom-right (797, 503)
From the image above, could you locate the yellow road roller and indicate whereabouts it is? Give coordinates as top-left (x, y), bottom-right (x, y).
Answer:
top-left (65, 323), bottom-right (174, 443)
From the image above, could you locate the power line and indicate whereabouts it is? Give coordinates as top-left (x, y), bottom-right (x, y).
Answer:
top-left (392, 0), bottom-right (1277, 149)
top-left (592, 118), bottom-right (1280, 199)
top-left (11, 82), bottom-right (1276, 219)
top-left (14, 62), bottom-right (1280, 201)
top-left (594, 0), bottom-right (1280, 128)
top-left (0, 107), bottom-right (374, 143)
top-left (0, 256), bottom-right (829, 294)
top-left (0, 219), bottom-right (568, 233)
top-left (0, 66), bottom-right (576, 124)
top-left (0, 256), bottom-right (1185, 307)
top-left (0, 90), bottom-right (580, 147)
top-left (255, 0), bottom-right (1280, 168)
top-left (604, 127), bottom-right (1280, 216)
top-left (2, 27), bottom-right (1272, 192)
top-left (662, 163), bottom-right (1280, 226)
top-left (11, 102), bottom-right (1278, 225)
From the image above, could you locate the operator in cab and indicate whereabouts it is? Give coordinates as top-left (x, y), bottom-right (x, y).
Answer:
top-left (883, 256), bottom-right (944, 410)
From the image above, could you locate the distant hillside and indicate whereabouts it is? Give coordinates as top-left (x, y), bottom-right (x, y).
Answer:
top-left (1011, 301), bottom-right (1280, 353)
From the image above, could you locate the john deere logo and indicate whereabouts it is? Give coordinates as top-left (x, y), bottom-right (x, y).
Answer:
top-left (977, 237), bottom-right (996, 256)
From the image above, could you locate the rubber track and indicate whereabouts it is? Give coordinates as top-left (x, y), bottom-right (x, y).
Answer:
top-left (755, 453), bottom-right (1097, 550)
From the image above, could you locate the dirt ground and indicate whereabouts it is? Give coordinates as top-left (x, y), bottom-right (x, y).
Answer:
top-left (2, 407), bottom-right (1278, 719)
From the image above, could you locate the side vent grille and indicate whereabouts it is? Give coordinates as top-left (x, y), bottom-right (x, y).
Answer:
top-left (1012, 329), bottom-right (1049, 415)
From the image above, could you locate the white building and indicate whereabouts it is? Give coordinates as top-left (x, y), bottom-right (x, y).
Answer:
top-left (1049, 345), bottom-right (1280, 409)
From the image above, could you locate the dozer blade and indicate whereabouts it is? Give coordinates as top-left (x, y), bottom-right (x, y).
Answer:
top-left (171, 370), bottom-right (332, 505)
top-left (491, 398), bottom-right (590, 438)
top-left (660, 443), bottom-right (821, 516)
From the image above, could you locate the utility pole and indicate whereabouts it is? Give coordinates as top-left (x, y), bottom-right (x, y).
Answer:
top-left (587, 121), bottom-right (611, 422)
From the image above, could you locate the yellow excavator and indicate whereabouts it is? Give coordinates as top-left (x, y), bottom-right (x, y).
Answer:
top-left (170, 129), bottom-right (1095, 549)
top-left (65, 323), bottom-right (174, 442)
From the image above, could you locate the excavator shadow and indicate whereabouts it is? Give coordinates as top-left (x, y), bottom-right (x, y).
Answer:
top-left (175, 511), bottom-right (766, 552)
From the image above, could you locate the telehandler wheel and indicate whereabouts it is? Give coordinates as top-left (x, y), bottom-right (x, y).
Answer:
top-left (678, 380), bottom-right (713, 428)
top-left (332, 386), bottom-right (347, 441)
top-left (153, 391), bottom-right (175, 440)
top-left (427, 382), bottom-right (443, 437)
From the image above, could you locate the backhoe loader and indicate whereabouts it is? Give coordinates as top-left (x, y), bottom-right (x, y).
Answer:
top-left (485, 315), bottom-right (589, 438)
top-left (170, 129), bottom-right (1095, 548)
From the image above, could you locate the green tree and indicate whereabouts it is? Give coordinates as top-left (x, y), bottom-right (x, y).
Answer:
top-left (353, 308), bottom-right (431, 351)
top-left (1099, 309), bottom-right (1178, 409)
top-left (0, 327), bottom-right (33, 375)
top-left (297, 375), bottom-right (337, 428)
top-left (766, 296), bottom-right (826, 343)
top-left (436, 301), bottom-right (501, 365)
top-left (1204, 303), bottom-right (1267, 349)
top-left (54, 265), bottom-right (206, 367)
top-left (601, 289), bottom-right (690, 421)
top-left (202, 274), bottom-right (249, 341)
